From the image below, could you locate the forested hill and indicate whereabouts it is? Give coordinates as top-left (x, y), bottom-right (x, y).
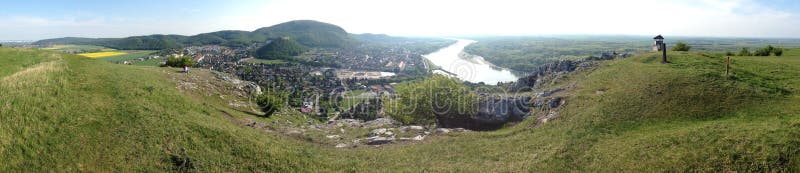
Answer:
top-left (33, 20), bottom-right (354, 50)
top-left (255, 38), bottom-right (309, 60)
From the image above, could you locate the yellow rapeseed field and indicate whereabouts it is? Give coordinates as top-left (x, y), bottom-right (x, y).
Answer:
top-left (78, 52), bottom-right (128, 58)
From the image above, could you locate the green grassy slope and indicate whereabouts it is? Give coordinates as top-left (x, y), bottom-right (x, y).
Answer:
top-left (0, 48), bottom-right (350, 172)
top-left (1, 48), bottom-right (799, 172)
top-left (545, 51), bottom-right (800, 171)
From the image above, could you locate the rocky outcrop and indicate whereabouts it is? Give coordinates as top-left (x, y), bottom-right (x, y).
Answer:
top-left (363, 118), bottom-right (398, 128)
top-left (510, 60), bottom-right (579, 92)
top-left (510, 52), bottom-right (631, 91)
top-left (436, 96), bottom-right (532, 131)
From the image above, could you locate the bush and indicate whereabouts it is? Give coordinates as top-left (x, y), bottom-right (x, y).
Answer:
top-left (753, 48), bottom-right (771, 56)
top-left (752, 45), bottom-right (773, 56)
top-left (384, 75), bottom-right (476, 125)
top-left (738, 48), bottom-right (752, 56)
top-left (672, 42), bottom-right (691, 51)
top-left (256, 93), bottom-right (284, 117)
top-left (774, 47), bottom-right (783, 56)
top-left (725, 51), bottom-right (734, 56)
top-left (165, 56), bottom-right (194, 67)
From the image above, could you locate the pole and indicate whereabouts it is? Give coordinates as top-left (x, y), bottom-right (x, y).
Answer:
top-left (725, 56), bottom-right (730, 75)
top-left (661, 43), bottom-right (668, 63)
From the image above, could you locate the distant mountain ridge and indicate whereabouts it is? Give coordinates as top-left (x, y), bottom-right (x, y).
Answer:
top-left (33, 20), bottom-right (354, 49)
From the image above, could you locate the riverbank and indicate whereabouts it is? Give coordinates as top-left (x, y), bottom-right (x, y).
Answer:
top-left (423, 39), bottom-right (518, 84)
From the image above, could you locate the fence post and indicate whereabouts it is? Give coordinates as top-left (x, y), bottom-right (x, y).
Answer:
top-left (725, 56), bottom-right (730, 76)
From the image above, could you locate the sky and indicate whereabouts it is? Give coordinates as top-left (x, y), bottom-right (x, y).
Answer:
top-left (2, 0), bottom-right (800, 40)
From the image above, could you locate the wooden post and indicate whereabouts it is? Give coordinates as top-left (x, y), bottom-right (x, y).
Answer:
top-left (661, 43), bottom-right (668, 63)
top-left (725, 56), bottom-right (730, 75)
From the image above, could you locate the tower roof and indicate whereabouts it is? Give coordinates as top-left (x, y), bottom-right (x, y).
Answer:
top-left (653, 35), bottom-right (664, 39)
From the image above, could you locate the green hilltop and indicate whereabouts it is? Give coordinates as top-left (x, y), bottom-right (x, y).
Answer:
top-left (255, 37), bottom-right (309, 60)
top-left (32, 20), bottom-right (353, 49)
top-left (1, 47), bottom-right (800, 171)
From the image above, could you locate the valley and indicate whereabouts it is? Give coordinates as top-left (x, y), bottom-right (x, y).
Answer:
top-left (3, 1), bottom-right (800, 170)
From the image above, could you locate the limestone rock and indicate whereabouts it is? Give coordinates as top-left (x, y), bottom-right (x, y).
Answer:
top-left (335, 143), bottom-right (349, 148)
top-left (363, 118), bottom-right (398, 128)
top-left (435, 128), bottom-right (451, 134)
top-left (367, 137), bottom-right (394, 145)
top-left (369, 128), bottom-right (388, 137)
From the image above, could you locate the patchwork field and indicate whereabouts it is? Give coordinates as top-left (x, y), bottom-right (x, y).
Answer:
top-left (97, 50), bottom-right (157, 62)
top-left (41, 44), bottom-right (115, 53)
top-left (78, 51), bottom-right (129, 58)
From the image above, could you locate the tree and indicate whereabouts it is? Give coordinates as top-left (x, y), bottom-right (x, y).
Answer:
top-left (256, 93), bottom-right (284, 117)
top-left (754, 45), bottom-right (773, 56)
top-left (725, 51), bottom-right (734, 56)
top-left (384, 75), bottom-right (476, 125)
top-left (753, 48), bottom-right (771, 56)
top-left (672, 42), bottom-right (691, 51)
top-left (774, 47), bottom-right (783, 56)
top-left (165, 56), bottom-right (194, 67)
top-left (738, 48), bottom-right (752, 56)
top-left (255, 38), bottom-right (308, 60)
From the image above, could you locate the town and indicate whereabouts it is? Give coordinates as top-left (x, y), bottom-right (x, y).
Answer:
top-left (166, 41), bottom-right (443, 120)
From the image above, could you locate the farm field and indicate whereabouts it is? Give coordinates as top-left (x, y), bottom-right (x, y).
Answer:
top-left (98, 50), bottom-right (157, 62)
top-left (41, 44), bottom-right (115, 53)
top-left (78, 51), bottom-right (128, 58)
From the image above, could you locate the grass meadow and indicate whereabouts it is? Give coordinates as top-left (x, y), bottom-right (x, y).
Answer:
top-left (1, 47), bottom-right (799, 171)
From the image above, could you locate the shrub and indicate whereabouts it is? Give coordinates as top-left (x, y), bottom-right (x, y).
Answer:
top-left (738, 48), bottom-right (752, 56)
top-left (752, 45), bottom-right (773, 56)
top-left (725, 51), bottom-right (734, 56)
top-left (672, 42), bottom-right (691, 51)
top-left (165, 56), bottom-right (194, 67)
top-left (384, 75), bottom-right (476, 125)
top-left (256, 93), bottom-right (284, 117)
top-left (753, 48), bottom-right (771, 56)
top-left (774, 47), bottom-right (783, 56)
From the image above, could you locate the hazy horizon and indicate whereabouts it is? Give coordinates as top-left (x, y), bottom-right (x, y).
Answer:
top-left (3, 0), bottom-right (800, 40)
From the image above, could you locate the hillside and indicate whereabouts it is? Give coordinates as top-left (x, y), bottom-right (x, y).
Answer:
top-left (2, 48), bottom-right (800, 171)
top-left (254, 20), bottom-right (353, 47)
top-left (254, 38), bottom-right (309, 60)
top-left (33, 20), bottom-right (352, 49)
top-left (464, 36), bottom-right (800, 72)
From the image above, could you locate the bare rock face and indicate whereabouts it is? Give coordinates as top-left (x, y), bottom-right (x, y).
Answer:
top-left (510, 52), bottom-right (631, 92)
top-left (511, 60), bottom-right (579, 92)
top-left (436, 96), bottom-right (532, 131)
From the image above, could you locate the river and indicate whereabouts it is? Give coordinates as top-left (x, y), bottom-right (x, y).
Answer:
top-left (423, 39), bottom-right (518, 84)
